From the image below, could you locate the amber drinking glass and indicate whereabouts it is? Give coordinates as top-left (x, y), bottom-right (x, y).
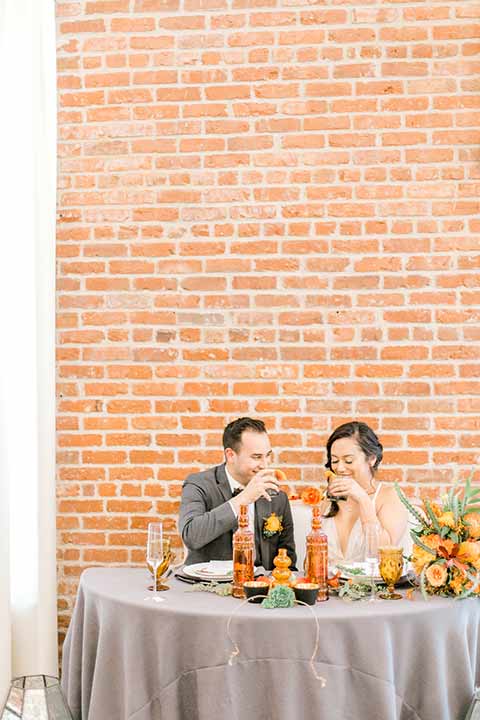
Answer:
top-left (378, 546), bottom-right (403, 600)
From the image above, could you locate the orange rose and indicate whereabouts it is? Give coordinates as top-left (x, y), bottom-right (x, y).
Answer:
top-left (301, 487), bottom-right (323, 506)
top-left (255, 575), bottom-right (273, 585)
top-left (425, 563), bottom-right (448, 588)
top-left (464, 513), bottom-right (480, 540)
top-left (327, 571), bottom-right (341, 589)
top-left (411, 534), bottom-right (440, 575)
top-left (457, 541), bottom-right (480, 568)
top-left (423, 534), bottom-right (441, 550)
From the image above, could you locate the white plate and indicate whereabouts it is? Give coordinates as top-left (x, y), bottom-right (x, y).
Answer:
top-left (183, 561), bottom-right (234, 580)
top-left (335, 561), bottom-right (409, 584)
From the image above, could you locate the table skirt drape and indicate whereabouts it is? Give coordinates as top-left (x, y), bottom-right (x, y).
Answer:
top-left (62, 568), bottom-right (480, 720)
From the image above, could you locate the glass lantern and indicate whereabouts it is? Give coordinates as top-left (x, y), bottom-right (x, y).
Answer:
top-left (1, 675), bottom-right (73, 720)
top-left (464, 688), bottom-right (480, 720)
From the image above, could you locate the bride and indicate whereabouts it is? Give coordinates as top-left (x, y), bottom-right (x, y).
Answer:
top-left (293, 421), bottom-right (410, 571)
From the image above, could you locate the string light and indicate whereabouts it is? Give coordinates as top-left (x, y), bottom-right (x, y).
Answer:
top-left (226, 596), bottom-right (327, 687)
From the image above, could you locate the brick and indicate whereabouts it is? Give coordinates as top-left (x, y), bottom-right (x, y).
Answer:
top-left (58, 434), bottom-right (103, 447)
top-left (356, 81), bottom-right (403, 96)
top-left (60, 331), bottom-right (105, 344)
top-left (58, 500), bottom-right (104, 513)
top-left (83, 549), bottom-right (129, 562)
top-left (132, 417), bottom-right (178, 430)
top-left (59, 468), bottom-right (105, 482)
top-left (160, 15), bottom-right (205, 29)
top-left (382, 62), bottom-right (428, 76)
top-left (60, 91), bottom-right (105, 107)
top-left (62, 532), bottom-right (106, 545)
top-left (85, 417), bottom-right (128, 430)
top-left (106, 433), bottom-right (151, 446)
top-left (383, 451), bottom-right (429, 466)
top-left (434, 24), bottom-right (480, 40)
top-left (111, 17), bottom-right (155, 31)
top-left (60, 19), bottom-right (106, 32)
top-left (83, 451), bottom-right (127, 464)
top-left (86, 0), bottom-right (129, 12)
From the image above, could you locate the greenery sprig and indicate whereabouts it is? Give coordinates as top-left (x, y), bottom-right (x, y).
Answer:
top-left (338, 580), bottom-right (382, 601)
top-left (185, 582), bottom-right (233, 596)
top-left (336, 564), bottom-right (365, 576)
top-left (394, 483), bottom-right (425, 526)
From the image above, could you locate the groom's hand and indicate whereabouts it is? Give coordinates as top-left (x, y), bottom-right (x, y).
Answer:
top-left (230, 469), bottom-right (279, 514)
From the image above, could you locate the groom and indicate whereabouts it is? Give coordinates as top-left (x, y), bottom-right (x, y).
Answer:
top-left (178, 417), bottom-right (296, 571)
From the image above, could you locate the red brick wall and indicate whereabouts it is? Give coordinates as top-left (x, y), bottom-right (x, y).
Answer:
top-left (56, 0), bottom-right (480, 638)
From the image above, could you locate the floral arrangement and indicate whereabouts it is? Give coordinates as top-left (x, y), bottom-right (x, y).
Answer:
top-left (262, 512), bottom-right (283, 538)
top-left (396, 475), bottom-right (480, 599)
top-left (289, 487), bottom-right (324, 506)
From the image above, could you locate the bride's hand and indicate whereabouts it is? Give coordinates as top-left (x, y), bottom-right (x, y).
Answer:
top-left (328, 475), bottom-right (368, 503)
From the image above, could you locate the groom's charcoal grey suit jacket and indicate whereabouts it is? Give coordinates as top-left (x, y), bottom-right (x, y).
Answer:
top-left (178, 463), bottom-right (297, 571)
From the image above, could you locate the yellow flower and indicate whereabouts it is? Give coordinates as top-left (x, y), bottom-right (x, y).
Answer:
top-left (449, 573), bottom-right (465, 595)
top-left (457, 541), bottom-right (480, 568)
top-left (425, 563), bottom-right (448, 588)
top-left (437, 511), bottom-right (455, 529)
top-left (422, 500), bottom-right (442, 519)
top-left (411, 534), bottom-right (439, 575)
top-left (464, 513), bottom-right (480, 540)
top-left (263, 513), bottom-right (283, 536)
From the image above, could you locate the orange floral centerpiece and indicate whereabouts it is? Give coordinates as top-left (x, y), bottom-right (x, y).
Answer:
top-left (289, 486), bottom-right (325, 506)
top-left (396, 475), bottom-right (480, 599)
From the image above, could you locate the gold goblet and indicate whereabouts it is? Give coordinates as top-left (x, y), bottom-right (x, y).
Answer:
top-left (378, 546), bottom-right (403, 600)
top-left (147, 538), bottom-right (175, 592)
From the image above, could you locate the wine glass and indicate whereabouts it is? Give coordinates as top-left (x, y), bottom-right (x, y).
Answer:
top-left (364, 523), bottom-right (379, 603)
top-left (146, 523), bottom-right (174, 600)
top-left (378, 546), bottom-right (403, 600)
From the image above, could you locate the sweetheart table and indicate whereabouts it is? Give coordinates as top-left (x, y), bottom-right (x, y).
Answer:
top-left (61, 567), bottom-right (480, 720)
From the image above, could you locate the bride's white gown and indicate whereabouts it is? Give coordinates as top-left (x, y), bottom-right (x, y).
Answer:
top-left (291, 483), bottom-right (412, 572)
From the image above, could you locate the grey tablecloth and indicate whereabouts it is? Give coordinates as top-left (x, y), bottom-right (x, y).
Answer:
top-left (61, 568), bottom-right (480, 720)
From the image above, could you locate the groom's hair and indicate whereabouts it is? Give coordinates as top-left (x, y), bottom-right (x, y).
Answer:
top-left (222, 417), bottom-right (267, 453)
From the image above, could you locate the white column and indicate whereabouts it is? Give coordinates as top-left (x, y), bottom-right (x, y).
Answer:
top-left (0, 0), bottom-right (57, 688)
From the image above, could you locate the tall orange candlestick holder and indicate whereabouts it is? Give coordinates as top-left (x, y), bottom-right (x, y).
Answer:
top-left (304, 506), bottom-right (328, 601)
top-left (232, 505), bottom-right (254, 599)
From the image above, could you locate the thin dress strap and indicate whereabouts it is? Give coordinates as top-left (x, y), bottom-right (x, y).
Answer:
top-left (372, 481), bottom-right (382, 510)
